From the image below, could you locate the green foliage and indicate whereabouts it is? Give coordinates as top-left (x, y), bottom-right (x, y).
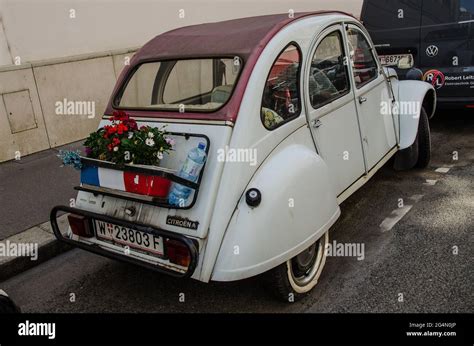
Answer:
top-left (83, 111), bottom-right (174, 166)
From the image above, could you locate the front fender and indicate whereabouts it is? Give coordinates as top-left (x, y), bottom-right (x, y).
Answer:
top-left (397, 80), bottom-right (436, 149)
top-left (211, 140), bottom-right (340, 282)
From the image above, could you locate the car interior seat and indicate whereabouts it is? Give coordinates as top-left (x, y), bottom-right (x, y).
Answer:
top-left (211, 85), bottom-right (234, 104)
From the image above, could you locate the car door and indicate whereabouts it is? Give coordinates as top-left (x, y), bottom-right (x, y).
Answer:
top-left (305, 25), bottom-right (366, 196)
top-left (345, 24), bottom-right (397, 171)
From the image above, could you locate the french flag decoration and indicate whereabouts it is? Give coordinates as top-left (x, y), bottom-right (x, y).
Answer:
top-left (80, 165), bottom-right (171, 198)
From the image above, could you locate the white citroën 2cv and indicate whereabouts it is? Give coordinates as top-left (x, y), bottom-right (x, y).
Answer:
top-left (51, 11), bottom-right (435, 301)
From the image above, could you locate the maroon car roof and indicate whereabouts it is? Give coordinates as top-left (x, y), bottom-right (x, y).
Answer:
top-left (134, 13), bottom-right (319, 62)
top-left (105, 11), bottom-right (354, 122)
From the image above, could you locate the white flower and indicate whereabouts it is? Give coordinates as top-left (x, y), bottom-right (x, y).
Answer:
top-left (113, 146), bottom-right (119, 152)
top-left (145, 138), bottom-right (155, 147)
top-left (148, 132), bottom-right (154, 138)
top-left (157, 152), bottom-right (164, 160)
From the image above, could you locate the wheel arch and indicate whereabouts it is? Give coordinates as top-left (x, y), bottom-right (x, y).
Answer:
top-left (397, 80), bottom-right (436, 150)
top-left (211, 130), bottom-right (340, 282)
top-left (422, 88), bottom-right (436, 120)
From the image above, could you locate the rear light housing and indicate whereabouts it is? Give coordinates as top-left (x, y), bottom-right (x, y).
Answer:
top-left (67, 214), bottom-right (94, 238)
top-left (165, 238), bottom-right (191, 267)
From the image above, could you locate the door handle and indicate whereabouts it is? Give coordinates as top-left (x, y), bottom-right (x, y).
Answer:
top-left (359, 96), bottom-right (367, 104)
top-left (312, 119), bottom-right (323, 128)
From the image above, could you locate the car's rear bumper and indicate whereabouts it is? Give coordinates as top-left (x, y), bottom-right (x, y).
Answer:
top-left (50, 205), bottom-right (199, 278)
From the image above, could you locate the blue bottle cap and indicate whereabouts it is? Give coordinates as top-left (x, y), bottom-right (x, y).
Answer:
top-left (198, 142), bottom-right (206, 150)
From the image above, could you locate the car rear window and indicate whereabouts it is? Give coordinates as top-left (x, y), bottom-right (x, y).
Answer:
top-left (115, 58), bottom-right (242, 112)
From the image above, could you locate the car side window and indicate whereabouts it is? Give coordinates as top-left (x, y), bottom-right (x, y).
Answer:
top-left (310, 31), bottom-right (350, 109)
top-left (423, 0), bottom-right (474, 24)
top-left (261, 43), bottom-right (302, 130)
top-left (347, 28), bottom-right (378, 88)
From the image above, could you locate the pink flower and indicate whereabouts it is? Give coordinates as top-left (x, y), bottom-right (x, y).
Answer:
top-left (165, 137), bottom-right (175, 147)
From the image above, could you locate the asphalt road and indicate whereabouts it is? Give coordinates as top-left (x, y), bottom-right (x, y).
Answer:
top-left (1, 110), bottom-right (473, 313)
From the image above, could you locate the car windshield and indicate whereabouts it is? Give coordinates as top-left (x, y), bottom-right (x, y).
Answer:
top-left (115, 58), bottom-right (242, 112)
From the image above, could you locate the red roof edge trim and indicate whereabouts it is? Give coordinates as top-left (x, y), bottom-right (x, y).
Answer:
top-left (104, 11), bottom-right (356, 123)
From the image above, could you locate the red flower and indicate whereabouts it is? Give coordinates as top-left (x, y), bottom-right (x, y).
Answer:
top-left (117, 123), bottom-right (128, 135)
top-left (112, 110), bottom-right (129, 121)
top-left (106, 126), bottom-right (117, 136)
top-left (123, 118), bottom-right (138, 131)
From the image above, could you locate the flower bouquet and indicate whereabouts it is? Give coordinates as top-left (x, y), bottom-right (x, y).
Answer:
top-left (59, 111), bottom-right (176, 198)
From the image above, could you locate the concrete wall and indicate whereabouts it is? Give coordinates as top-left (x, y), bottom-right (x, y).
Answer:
top-left (0, 0), bottom-right (363, 162)
top-left (0, 0), bottom-right (362, 64)
top-left (0, 65), bottom-right (50, 160)
top-left (0, 49), bottom-right (136, 161)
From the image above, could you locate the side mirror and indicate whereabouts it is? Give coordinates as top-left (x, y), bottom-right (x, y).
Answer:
top-left (397, 55), bottom-right (414, 69)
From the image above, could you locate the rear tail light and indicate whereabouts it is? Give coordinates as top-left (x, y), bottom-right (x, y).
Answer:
top-left (466, 105), bottom-right (474, 109)
top-left (68, 214), bottom-right (93, 238)
top-left (165, 239), bottom-right (191, 267)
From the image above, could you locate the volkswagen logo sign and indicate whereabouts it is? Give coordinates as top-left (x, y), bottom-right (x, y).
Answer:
top-left (426, 45), bottom-right (439, 58)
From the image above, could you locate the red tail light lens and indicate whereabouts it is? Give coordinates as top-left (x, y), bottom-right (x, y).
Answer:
top-left (67, 214), bottom-right (93, 238)
top-left (165, 239), bottom-right (191, 267)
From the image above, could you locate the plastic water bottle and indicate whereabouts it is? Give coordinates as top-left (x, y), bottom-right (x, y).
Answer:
top-left (168, 142), bottom-right (207, 206)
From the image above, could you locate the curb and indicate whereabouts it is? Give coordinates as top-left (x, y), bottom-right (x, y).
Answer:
top-left (0, 214), bottom-right (72, 282)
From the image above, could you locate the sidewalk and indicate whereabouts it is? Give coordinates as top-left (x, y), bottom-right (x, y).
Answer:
top-left (0, 141), bottom-right (83, 240)
top-left (0, 141), bottom-right (84, 280)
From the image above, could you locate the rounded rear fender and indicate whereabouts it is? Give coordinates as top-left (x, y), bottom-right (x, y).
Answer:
top-left (211, 139), bottom-right (340, 282)
top-left (397, 80), bottom-right (436, 149)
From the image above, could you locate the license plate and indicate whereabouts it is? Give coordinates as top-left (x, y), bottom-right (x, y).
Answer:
top-left (94, 220), bottom-right (164, 256)
top-left (379, 54), bottom-right (412, 67)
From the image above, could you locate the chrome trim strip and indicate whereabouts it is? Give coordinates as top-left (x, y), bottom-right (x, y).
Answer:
top-left (101, 116), bottom-right (234, 127)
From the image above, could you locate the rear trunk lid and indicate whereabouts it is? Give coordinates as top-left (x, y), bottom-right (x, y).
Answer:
top-left (75, 118), bottom-right (232, 239)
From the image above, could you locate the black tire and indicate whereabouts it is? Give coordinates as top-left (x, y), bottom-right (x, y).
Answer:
top-left (415, 107), bottom-right (431, 168)
top-left (263, 232), bottom-right (329, 302)
top-left (0, 290), bottom-right (21, 313)
top-left (393, 107), bottom-right (431, 170)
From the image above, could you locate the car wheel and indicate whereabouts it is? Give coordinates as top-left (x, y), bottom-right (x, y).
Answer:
top-left (415, 107), bottom-right (431, 168)
top-left (393, 107), bottom-right (431, 170)
top-left (0, 289), bottom-right (21, 313)
top-left (264, 232), bottom-right (329, 302)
